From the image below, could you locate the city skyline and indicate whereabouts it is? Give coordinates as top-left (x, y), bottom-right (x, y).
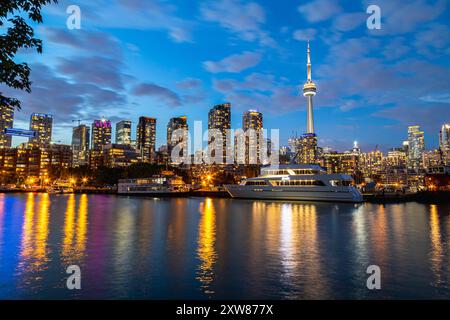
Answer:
top-left (0, 0), bottom-right (449, 151)
top-left (4, 99), bottom-right (449, 154)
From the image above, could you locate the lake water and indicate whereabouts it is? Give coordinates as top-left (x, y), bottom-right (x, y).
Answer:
top-left (0, 193), bottom-right (449, 299)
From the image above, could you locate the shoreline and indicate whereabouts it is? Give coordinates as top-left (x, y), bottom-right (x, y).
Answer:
top-left (1, 189), bottom-right (449, 203)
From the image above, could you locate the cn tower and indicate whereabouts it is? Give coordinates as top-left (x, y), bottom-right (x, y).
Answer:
top-left (302, 41), bottom-right (317, 134)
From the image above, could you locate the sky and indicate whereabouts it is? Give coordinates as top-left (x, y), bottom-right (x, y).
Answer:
top-left (1, 0), bottom-right (450, 152)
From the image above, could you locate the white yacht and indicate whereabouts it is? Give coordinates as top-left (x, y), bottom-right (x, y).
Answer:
top-left (224, 165), bottom-right (363, 203)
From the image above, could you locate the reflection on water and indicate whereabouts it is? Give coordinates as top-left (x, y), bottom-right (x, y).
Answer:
top-left (0, 194), bottom-right (5, 259)
top-left (19, 194), bottom-right (50, 268)
top-left (0, 194), bottom-right (449, 299)
top-left (280, 203), bottom-right (327, 298)
top-left (429, 204), bottom-right (443, 286)
top-left (196, 198), bottom-right (217, 295)
top-left (372, 205), bottom-right (388, 267)
top-left (62, 194), bottom-right (88, 265)
top-left (17, 193), bottom-right (51, 290)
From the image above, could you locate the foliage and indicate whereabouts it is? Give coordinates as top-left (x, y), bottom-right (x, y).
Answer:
top-left (0, 0), bottom-right (58, 109)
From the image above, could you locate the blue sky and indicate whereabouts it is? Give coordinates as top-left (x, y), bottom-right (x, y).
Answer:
top-left (2, 0), bottom-right (450, 151)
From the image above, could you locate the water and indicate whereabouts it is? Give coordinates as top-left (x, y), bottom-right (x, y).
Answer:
top-left (0, 193), bottom-right (449, 300)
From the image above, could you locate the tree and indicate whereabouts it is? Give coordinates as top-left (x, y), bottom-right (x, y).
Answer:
top-left (0, 0), bottom-right (57, 109)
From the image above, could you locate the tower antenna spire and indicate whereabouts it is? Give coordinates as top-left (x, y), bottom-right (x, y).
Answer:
top-left (307, 40), bottom-right (312, 82)
top-left (303, 41), bottom-right (317, 134)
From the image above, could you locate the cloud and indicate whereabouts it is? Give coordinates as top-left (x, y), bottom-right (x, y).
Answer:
top-left (298, 0), bottom-right (342, 23)
top-left (57, 56), bottom-right (126, 90)
top-left (382, 37), bottom-right (410, 60)
top-left (200, 0), bottom-right (275, 46)
top-left (0, 63), bottom-right (128, 128)
top-left (176, 78), bottom-right (202, 89)
top-left (204, 51), bottom-right (262, 73)
top-left (420, 93), bottom-right (450, 104)
top-left (43, 27), bottom-right (123, 57)
top-left (132, 83), bottom-right (182, 107)
top-left (414, 23), bottom-right (450, 57)
top-left (212, 73), bottom-right (303, 114)
top-left (364, 0), bottom-right (447, 35)
top-left (46, 0), bottom-right (193, 43)
top-left (293, 28), bottom-right (317, 41)
top-left (169, 27), bottom-right (193, 43)
top-left (311, 34), bottom-right (450, 132)
top-left (332, 13), bottom-right (366, 32)
top-left (339, 100), bottom-right (362, 112)
top-left (374, 104), bottom-right (450, 130)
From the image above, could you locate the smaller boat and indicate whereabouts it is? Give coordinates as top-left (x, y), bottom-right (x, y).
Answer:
top-left (118, 174), bottom-right (191, 196)
top-left (46, 186), bottom-right (74, 194)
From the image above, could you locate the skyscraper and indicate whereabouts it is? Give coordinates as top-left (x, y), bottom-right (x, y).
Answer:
top-left (241, 110), bottom-right (263, 164)
top-left (137, 116), bottom-right (156, 163)
top-left (208, 103), bottom-right (231, 164)
top-left (300, 42), bottom-right (318, 164)
top-left (407, 125), bottom-right (425, 170)
top-left (72, 124), bottom-right (90, 167)
top-left (0, 104), bottom-right (14, 148)
top-left (167, 116), bottom-right (188, 161)
top-left (440, 124), bottom-right (450, 165)
top-left (116, 120), bottom-right (132, 145)
top-left (29, 113), bottom-right (53, 147)
top-left (90, 119), bottom-right (112, 169)
top-left (243, 110), bottom-right (263, 132)
top-left (91, 119), bottom-right (112, 150)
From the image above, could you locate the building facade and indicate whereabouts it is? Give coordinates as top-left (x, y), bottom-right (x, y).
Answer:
top-left (29, 113), bottom-right (53, 147)
top-left (72, 124), bottom-right (90, 167)
top-left (103, 144), bottom-right (139, 168)
top-left (240, 110), bottom-right (263, 164)
top-left (208, 103), bottom-right (231, 164)
top-left (0, 143), bottom-right (72, 184)
top-left (387, 147), bottom-right (408, 168)
top-left (116, 120), bottom-right (132, 145)
top-left (50, 144), bottom-right (72, 170)
top-left (407, 125), bottom-right (425, 170)
top-left (91, 119), bottom-right (112, 150)
top-left (321, 151), bottom-right (359, 176)
top-left (137, 116), bottom-right (157, 163)
top-left (440, 124), bottom-right (450, 165)
top-left (423, 149), bottom-right (442, 169)
top-left (90, 119), bottom-right (112, 169)
top-left (298, 133), bottom-right (318, 164)
top-left (0, 104), bottom-right (14, 149)
top-left (167, 116), bottom-right (188, 163)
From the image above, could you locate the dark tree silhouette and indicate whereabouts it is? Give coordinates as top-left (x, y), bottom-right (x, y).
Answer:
top-left (0, 0), bottom-right (58, 109)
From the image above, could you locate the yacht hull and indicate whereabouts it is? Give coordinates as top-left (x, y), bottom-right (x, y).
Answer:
top-left (224, 185), bottom-right (363, 203)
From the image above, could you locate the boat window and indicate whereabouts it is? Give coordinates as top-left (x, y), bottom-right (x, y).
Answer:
top-left (265, 170), bottom-right (289, 176)
top-left (245, 181), bottom-right (267, 186)
top-left (272, 180), bottom-right (325, 186)
top-left (330, 180), bottom-right (352, 187)
top-left (292, 169), bottom-right (319, 175)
